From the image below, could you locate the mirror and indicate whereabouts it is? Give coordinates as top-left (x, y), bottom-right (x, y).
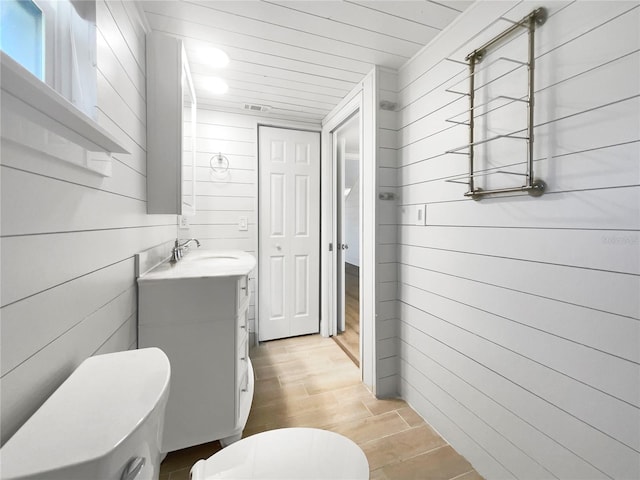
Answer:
top-left (182, 52), bottom-right (197, 216)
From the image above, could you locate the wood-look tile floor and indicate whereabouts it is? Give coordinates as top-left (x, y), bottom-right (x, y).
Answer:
top-left (159, 334), bottom-right (484, 480)
top-left (333, 263), bottom-right (361, 366)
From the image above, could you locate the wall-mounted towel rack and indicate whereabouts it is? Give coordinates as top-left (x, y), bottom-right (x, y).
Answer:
top-left (445, 7), bottom-right (548, 200)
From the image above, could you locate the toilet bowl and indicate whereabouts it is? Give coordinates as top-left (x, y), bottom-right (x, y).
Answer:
top-left (191, 427), bottom-right (369, 479)
top-left (0, 348), bottom-right (369, 480)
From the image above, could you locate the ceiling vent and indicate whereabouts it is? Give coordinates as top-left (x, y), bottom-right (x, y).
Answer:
top-left (243, 103), bottom-right (272, 112)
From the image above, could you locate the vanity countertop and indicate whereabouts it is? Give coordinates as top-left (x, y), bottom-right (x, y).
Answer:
top-left (138, 249), bottom-right (256, 282)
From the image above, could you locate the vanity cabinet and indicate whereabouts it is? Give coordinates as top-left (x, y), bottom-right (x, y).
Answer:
top-left (146, 31), bottom-right (196, 215)
top-left (138, 272), bottom-right (254, 453)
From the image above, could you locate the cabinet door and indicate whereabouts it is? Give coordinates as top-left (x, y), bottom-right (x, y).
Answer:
top-left (236, 331), bottom-right (249, 420)
top-left (138, 278), bottom-right (237, 451)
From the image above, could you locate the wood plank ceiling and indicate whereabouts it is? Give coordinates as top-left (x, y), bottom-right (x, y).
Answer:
top-left (142, 1), bottom-right (472, 124)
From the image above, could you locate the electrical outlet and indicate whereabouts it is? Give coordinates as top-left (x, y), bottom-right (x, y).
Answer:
top-left (415, 205), bottom-right (427, 226)
top-left (179, 216), bottom-right (189, 229)
top-left (238, 216), bottom-right (248, 231)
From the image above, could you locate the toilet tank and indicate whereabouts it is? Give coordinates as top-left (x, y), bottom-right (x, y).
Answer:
top-left (0, 348), bottom-right (171, 480)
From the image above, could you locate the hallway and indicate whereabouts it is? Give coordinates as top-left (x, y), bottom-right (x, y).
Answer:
top-left (160, 335), bottom-right (483, 479)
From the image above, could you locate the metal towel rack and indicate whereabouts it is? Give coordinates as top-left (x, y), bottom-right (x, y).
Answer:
top-left (445, 7), bottom-right (548, 200)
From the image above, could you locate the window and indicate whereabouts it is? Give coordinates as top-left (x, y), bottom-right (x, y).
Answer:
top-left (0, 0), bottom-right (96, 118)
top-left (0, 0), bottom-right (44, 80)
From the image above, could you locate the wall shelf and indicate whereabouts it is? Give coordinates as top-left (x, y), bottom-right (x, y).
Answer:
top-left (0, 52), bottom-right (128, 155)
top-left (446, 7), bottom-right (548, 200)
top-left (1, 53), bottom-right (130, 177)
top-left (446, 95), bottom-right (529, 126)
top-left (446, 132), bottom-right (530, 155)
top-left (445, 56), bottom-right (528, 96)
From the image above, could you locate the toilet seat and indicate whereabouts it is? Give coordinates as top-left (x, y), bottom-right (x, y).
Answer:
top-left (190, 427), bottom-right (369, 479)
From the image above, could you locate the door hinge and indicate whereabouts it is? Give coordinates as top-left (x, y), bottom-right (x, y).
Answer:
top-left (329, 243), bottom-right (333, 251)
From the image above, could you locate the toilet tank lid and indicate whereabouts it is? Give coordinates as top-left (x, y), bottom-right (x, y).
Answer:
top-left (0, 348), bottom-right (170, 478)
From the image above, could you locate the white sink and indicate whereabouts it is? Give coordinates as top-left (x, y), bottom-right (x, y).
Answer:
top-left (138, 250), bottom-right (256, 282)
top-left (187, 254), bottom-right (240, 261)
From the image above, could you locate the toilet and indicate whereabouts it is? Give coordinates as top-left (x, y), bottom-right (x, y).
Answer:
top-left (190, 427), bottom-right (369, 479)
top-left (0, 348), bottom-right (369, 480)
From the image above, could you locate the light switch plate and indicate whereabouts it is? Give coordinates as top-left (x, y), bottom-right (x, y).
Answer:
top-left (400, 204), bottom-right (427, 225)
top-left (239, 216), bottom-right (248, 231)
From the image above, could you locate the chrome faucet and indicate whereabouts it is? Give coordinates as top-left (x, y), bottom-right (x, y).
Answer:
top-left (181, 238), bottom-right (201, 249)
top-left (171, 238), bottom-right (201, 262)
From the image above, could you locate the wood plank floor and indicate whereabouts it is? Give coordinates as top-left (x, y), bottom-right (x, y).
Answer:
top-left (333, 262), bottom-right (360, 365)
top-left (160, 335), bottom-right (483, 479)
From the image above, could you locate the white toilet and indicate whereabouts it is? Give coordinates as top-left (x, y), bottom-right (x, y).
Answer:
top-left (0, 348), bottom-right (171, 480)
top-left (0, 348), bottom-right (369, 480)
top-left (190, 427), bottom-right (369, 479)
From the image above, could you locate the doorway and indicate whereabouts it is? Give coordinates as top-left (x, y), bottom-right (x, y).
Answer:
top-left (257, 126), bottom-right (321, 342)
top-left (332, 112), bottom-right (361, 366)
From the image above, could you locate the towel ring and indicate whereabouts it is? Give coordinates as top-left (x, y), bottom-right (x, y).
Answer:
top-left (210, 153), bottom-right (229, 174)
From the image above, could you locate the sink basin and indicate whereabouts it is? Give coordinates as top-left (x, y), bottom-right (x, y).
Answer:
top-left (189, 255), bottom-right (239, 261)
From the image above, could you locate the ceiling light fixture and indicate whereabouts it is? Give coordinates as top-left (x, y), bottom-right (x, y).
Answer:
top-left (209, 47), bottom-right (229, 68)
top-left (189, 47), bottom-right (229, 69)
top-left (206, 77), bottom-right (229, 95)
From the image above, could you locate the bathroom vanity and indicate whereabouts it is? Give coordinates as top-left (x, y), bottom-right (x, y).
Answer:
top-left (137, 250), bottom-right (255, 452)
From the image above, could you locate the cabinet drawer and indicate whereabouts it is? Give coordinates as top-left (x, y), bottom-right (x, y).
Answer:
top-left (238, 362), bottom-right (249, 393)
top-left (237, 311), bottom-right (248, 354)
top-left (237, 336), bottom-right (249, 391)
top-left (236, 276), bottom-right (249, 311)
top-left (236, 368), bottom-right (249, 421)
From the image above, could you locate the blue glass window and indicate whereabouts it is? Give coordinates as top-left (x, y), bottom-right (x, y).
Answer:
top-left (0, 0), bottom-right (44, 79)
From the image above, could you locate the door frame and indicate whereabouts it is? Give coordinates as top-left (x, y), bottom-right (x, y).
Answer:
top-left (256, 124), bottom-right (322, 342)
top-left (332, 111), bottom-right (361, 339)
top-left (320, 68), bottom-right (377, 392)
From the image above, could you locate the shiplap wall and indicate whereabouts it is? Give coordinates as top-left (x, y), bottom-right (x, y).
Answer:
top-left (0, 1), bottom-right (177, 445)
top-left (182, 107), bottom-right (320, 337)
top-left (396, 1), bottom-right (640, 479)
top-left (376, 68), bottom-right (400, 396)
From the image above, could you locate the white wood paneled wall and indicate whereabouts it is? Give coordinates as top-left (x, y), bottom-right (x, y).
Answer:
top-left (396, 1), bottom-right (640, 479)
top-left (182, 107), bottom-right (320, 336)
top-left (376, 68), bottom-right (400, 396)
top-left (0, 1), bottom-right (176, 445)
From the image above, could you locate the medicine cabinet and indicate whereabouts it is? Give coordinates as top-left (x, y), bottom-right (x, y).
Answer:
top-left (146, 31), bottom-right (196, 215)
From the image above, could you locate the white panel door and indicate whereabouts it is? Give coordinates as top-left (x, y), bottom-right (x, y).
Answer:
top-left (259, 127), bottom-right (320, 341)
